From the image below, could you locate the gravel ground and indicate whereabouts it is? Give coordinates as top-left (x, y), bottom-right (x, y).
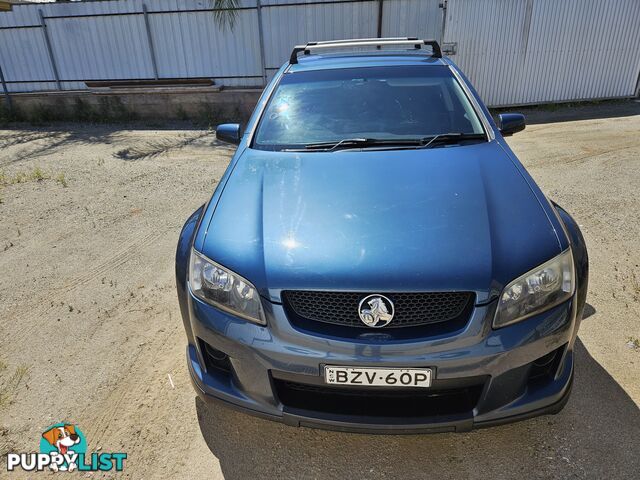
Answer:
top-left (0, 101), bottom-right (639, 479)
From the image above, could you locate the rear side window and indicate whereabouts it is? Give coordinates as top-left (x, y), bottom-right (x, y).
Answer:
top-left (253, 65), bottom-right (484, 150)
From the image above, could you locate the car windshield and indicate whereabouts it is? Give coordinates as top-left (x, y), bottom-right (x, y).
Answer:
top-left (252, 65), bottom-right (485, 151)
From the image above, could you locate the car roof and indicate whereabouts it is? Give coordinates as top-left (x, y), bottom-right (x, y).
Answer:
top-left (287, 52), bottom-right (449, 73)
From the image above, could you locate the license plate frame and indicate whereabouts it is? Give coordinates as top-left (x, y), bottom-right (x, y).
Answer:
top-left (324, 366), bottom-right (433, 388)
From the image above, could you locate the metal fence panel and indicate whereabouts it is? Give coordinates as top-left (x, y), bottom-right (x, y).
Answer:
top-left (149, 9), bottom-right (263, 80)
top-left (382, 0), bottom-right (442, 41)
top-left (46, 14), bottom-right (154, 81)
top-left (261, 1), bottom-right (379, 70)
top-left (444, 0), bottom-right (640, 106)
top-left (0, 4), bottom-right (40, 28)
top-left (0, 27), bottom-right (54, 82)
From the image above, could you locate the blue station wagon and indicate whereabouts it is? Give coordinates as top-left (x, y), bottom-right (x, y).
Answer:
top-left (176, 38), bottom-right (589, 433)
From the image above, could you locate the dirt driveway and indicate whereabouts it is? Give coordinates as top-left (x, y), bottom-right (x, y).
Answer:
top-left (1, 102), bottom-right (639, 479)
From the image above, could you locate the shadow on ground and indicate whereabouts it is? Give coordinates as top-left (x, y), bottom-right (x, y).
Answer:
top-left (196, 339), bottom-right (640, 479)
top-left (0, 125), bottom-right (128, 167)
top-left (582, 303), bottom-right (596, 320)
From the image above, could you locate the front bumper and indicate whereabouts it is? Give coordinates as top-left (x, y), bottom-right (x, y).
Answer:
top-left (185, 292), bottom-right (578, 434)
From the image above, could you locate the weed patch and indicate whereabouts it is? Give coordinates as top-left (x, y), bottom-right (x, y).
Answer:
top-left (0, 167), bottom-right (68, 189)
top-left (55, 172), bottom-right (68, 187)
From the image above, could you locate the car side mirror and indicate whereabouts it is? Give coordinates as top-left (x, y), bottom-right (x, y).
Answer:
top-left (498, 113), bottom-right (526, 137)
top-left (216, 123), bottom-right (242, 145)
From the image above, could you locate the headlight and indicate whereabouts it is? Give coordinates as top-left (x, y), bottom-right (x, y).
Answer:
top-left (189, 249), bottom-right (266, 325)
top-left (493, 249), bottom-right (574, 328)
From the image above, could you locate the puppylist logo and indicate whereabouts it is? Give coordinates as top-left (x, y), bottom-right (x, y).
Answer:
top-left (6, 423), bottom-right (126, 473)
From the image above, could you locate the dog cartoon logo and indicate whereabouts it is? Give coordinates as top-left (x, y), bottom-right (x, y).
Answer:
top-left (40, 423), bottom-right (86, 472)
top-left (6, 422), bottom-right (126, 473)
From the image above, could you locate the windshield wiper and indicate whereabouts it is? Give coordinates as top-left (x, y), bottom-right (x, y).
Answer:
top-left (418, 133), bottom-right (486, 149)
top-left (300, 138), bottom-right (424, 152)
top-left (283, 133), bottom-right (486, 152)
top-left (298, 137), bottom-right (442, 152)
top-left (306, 138), bottom-right (371, 151)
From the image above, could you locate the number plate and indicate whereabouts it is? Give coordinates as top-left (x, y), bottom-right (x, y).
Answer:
top-left (324, 366), bottom-right (432, 388)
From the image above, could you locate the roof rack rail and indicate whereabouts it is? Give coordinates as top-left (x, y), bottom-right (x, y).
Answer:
top-left (289, 38), bottom-right (442, 64)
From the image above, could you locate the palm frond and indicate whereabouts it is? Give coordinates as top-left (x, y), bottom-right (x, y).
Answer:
top-left (211, 0), bottom-right (240, 30)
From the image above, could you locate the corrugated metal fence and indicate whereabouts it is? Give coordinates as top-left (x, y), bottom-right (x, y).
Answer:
top-left (444, 0), bottom-right (640, 106)
top-left (0, 0), bottom-right (639, 106)
top-left (0, 0), bottom-right (442, 91)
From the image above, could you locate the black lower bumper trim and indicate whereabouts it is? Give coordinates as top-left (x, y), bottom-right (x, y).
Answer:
top-left (283, 409), bottom-right (474, 434)
top-left (191, 364), bottom-right (574, 435)
top-left (474, 372), bottom-right (573, 429)
top-left (188, 344), bottom-right (573, 435)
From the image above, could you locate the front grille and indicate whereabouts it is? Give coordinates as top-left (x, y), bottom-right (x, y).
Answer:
top-left (282, 290), bottom-right (474, 328)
